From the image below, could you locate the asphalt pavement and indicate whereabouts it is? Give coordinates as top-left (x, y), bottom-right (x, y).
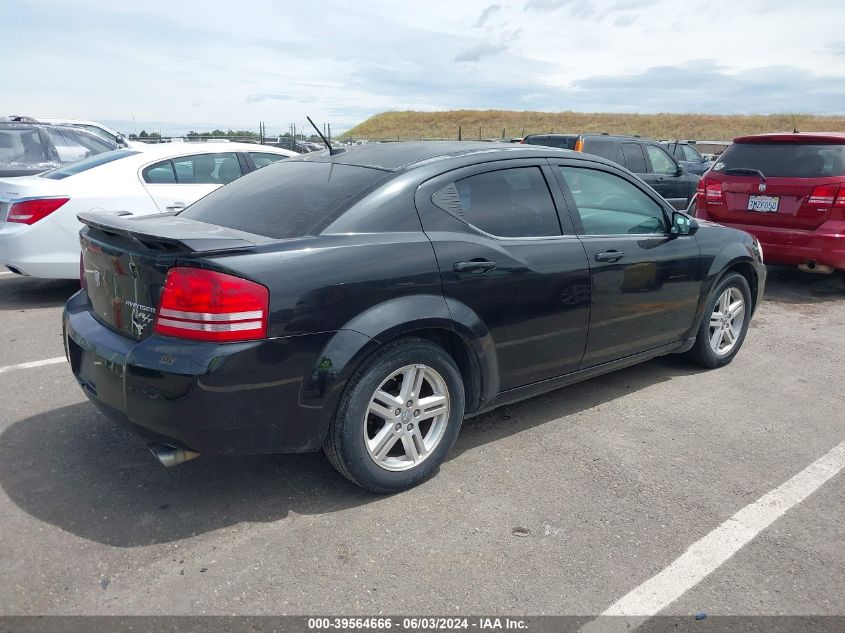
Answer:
top-left (0, 265), bottom-right (842, 620)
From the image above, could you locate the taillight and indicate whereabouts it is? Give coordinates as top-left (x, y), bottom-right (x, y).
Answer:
top-left (7, 197), bottom-right (70, 224)
top-left (154, 267), bottom-right (269, 343)
top-left (807, 184), bottom-right (838, 207)
top-left (836, 189), bottom-right (845, 208)
top-left (704, 178), bottom-right (723, 202)
top-left (574, 138), bottom-right (584, 152)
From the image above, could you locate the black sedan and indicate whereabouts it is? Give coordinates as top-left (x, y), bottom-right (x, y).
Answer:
top-left (64, 142), bottom-right (765, 492)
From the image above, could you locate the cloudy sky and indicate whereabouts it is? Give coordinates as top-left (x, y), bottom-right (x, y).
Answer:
top-left (5, 0), bottom-right (845, 135)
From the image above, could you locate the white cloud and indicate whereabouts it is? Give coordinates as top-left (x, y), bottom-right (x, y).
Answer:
top-left (3, 0), bottom-right (845, 134)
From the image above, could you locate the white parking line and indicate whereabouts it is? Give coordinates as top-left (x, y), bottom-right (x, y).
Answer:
top-left (0, 357), bottom-right (67, 374)
top-left (583, 441), bottom-right (845, 632)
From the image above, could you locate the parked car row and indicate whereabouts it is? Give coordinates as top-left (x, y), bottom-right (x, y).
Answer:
top-left (0, 142), bottom-right (297, 278)
top-left (521, 133), bottom-right (700, 209)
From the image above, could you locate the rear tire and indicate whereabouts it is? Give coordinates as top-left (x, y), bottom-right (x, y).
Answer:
top-left (324, 337), bottom-right (465, 493)
top-left (687, 272), bottom-right (752, 369)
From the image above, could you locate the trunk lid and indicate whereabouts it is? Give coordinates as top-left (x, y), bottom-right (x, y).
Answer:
top-left (78, 212), bottom-right (274, 341)
top-left (710, 174), bottom-right (838, 230)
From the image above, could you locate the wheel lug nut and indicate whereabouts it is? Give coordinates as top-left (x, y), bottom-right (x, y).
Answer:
top-left (413, 410), bottom-right (420, 417)
top-left (394, 408), bottom-right (401, 416)
top-left (394, 423), bottom-right (402, 431)
top-left (406, 423), bottom-right (413, 431)
top-left (406, 400), bottom-right (413, 408)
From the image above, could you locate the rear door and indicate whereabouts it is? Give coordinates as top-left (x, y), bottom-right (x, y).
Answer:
top-left (550, 160), bottom-right (702, 368)
top-left (141, 152), bottom-right (244, 212)
top-left (415, 159), bottom-right (591, 390)
top-left (706, 141), bottom-right (845, 230)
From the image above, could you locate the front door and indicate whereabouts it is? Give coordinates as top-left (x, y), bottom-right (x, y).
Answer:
top-left (552, 162), bottom-right (703, 368)
top-left (415, 160), bottom-right (591, 392)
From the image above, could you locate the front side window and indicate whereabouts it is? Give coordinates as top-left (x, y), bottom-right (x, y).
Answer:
top-left (445, 167), bottom-right (560, 237)
top-left (558, 166), bottom-right (668, 235)
top-left (171, 152), bottom-right (243, 184)
top-left (645, 145), bottom-right (678, 175)
top-left (620, 143), bottom-right (647, 173)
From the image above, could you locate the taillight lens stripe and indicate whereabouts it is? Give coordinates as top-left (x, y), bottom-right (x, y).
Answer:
top-left (158, 308), bottom-right (264, 322)
top-left (156, 318), bottom-right (264, 332)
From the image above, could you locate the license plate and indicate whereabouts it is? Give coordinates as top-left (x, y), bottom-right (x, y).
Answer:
top-left (747, 195), bottom-right (779, 212)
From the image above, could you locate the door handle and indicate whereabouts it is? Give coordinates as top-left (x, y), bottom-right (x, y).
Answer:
top-left (453, 260), bottom-right (497, 274)
top-left (594, 251), bottom-right (624, 262)
top-left (166, 202), bottom-right (186, 211)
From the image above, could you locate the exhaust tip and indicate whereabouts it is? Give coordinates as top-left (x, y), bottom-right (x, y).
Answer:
top-left (798, 261), bottom-right (834, 274)
top-left (148, 443), bottom-right (200, 468)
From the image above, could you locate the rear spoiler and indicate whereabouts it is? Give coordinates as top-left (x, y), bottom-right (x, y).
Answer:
top-left (77, 211), bottom-right (274, 254)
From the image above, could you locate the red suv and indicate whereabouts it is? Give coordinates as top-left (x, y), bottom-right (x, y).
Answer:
top-left (695, 133), bottom-right (845, 281)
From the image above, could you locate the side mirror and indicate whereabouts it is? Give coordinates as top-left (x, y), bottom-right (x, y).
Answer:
top-left (675, 163), bottom-right (685, 176)
top-left (670, 211), bottom-right (698, 237)
top-left (115, 135), bottom-right (128, 147)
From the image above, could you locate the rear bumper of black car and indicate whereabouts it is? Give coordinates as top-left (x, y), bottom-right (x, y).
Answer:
top-left (63, 291), bottom-right (340, 455)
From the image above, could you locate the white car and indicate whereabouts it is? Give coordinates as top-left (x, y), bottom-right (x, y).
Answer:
top-left (0, 143), bottom-right (297, 279)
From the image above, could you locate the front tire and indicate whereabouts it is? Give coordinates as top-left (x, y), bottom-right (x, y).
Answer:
top-left (687, 272), bottom-right (752, 369)
top-left (324, 337), bottom-right (465, 493)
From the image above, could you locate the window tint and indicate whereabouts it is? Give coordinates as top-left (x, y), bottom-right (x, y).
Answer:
top-left (250, 152), bottom-right (287, 169)
top-left (171, 152), bottom-right (243, 184)
top-left (445, 167), bottom-right (560, 237)
top-left (558, 166), bottom-right (668, 235)
top-left (620, 143), bottom-right (647, 173)
top-left (143, 160), bottom-right (176, 183)
top-left (715, 142), bottom-right (845, 178)
top-left (645, 145), bottom-right (677, 175)
top-left (41, 149), bottom-right (140, 180)
top-left (179, 161), bottom-right (389, 239)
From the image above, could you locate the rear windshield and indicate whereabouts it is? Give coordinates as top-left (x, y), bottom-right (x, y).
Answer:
top-left (41, 149), bottom-right (140, 180)
top-left (0, 126), bottom-right (50, 166)
top-left (523, 136), bottom-right (577, 150)
top-left (716, 142), bottom-right (845, 178)
top-left (179, 160), bottom-right (389, 239)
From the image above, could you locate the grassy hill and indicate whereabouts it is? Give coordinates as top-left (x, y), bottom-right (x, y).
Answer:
top-left (341, 110), bottom-right (845, 142)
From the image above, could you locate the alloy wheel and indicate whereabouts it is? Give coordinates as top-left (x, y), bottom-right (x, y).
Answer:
top-left (709, 287), bottom-right (745, 356)
top-left (363, 364), bottom-right (450, 472)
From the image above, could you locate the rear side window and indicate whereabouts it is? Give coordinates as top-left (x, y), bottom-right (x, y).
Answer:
top-left (143, 160), bottom-right (176, 183)
top-left (250, 152), bottom-right (287, 169)
top-left (41, 149), bottom-right (140, 180)
top-left (558, 166), bottom-right (667, 235)
top-left (620, 143), bottom-right (647, 173)
top-left (681, 145), bottom-right (701, 162)
top-left (179, 161), bottom-right (389, 239)
top-left (715, 142), bottom-right (845, 178)
top-left (441, 167), bottom-right (560, 237)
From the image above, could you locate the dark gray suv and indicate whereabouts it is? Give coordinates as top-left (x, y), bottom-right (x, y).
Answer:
top-left (522, 133), bottom-right (700, 209)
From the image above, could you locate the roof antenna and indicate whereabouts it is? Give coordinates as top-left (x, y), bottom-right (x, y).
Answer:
top-left (791, 113), bottom-right (799, 134)
top-left (307, 116), bottom-right (344, 155)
